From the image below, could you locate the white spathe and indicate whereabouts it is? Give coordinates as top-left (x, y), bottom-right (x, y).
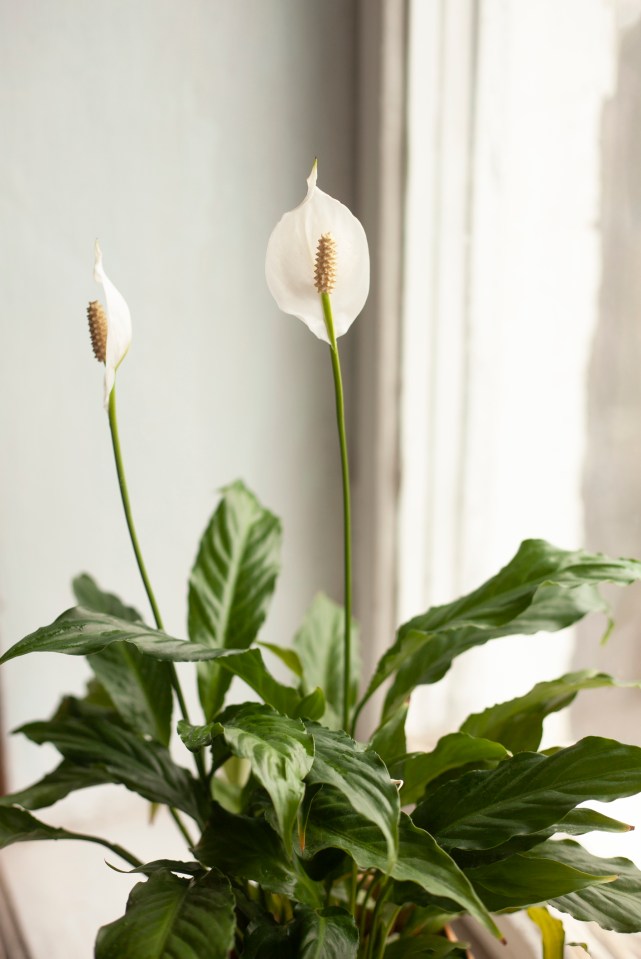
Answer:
top-left (94, 241), bottom-right (132, 407)
top-left (265, 163), bottom-right (370, 343)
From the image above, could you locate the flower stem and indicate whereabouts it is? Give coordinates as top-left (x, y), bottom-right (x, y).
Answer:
top-left (321, 293), bottom-right (353, 733)
top-left (108, 386), bottom-right (164, 631)
top-left (107, 385), bottom-right (205, 779)
top-left (169, 808), bottom-right (196, 848)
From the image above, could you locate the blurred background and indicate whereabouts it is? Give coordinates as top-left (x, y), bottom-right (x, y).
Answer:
top-left (2, 0), bottom-right (641, 954)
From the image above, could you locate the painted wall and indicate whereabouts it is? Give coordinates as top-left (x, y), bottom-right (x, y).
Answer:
top-left (0, 2), bottom-right (357, 951)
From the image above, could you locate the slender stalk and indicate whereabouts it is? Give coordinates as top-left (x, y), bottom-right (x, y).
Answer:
top-left (169, 808), bottom-right (196, 848)
top-left (365, 878), bottom-right (391, 959)
top-left (320, 293), bottom-right (353, 733)
top-left (358, 871), bottom-right (378, 943)
top-left (107, 385), bottom-right (206, 781)
top-left (374, 907), bottom-right (401, 959)
top-left (75, 831), bottom-right (142, 868)
top-left (108, 386), bottom-right (164, 629)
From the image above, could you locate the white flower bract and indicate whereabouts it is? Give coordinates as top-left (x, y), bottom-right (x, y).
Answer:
top-left (265, 163), bottom-right (370, 343)
top-left (94, 241), bottom-right (132, 407)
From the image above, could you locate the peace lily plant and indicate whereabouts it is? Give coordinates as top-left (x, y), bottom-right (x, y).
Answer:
top-left (2, 166), bottom-right (641, 959)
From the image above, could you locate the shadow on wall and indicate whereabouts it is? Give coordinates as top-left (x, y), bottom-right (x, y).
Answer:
top-left (573, 14), bottom-right (641, 745)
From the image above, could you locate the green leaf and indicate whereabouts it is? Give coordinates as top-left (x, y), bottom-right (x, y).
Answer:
top-left (305, 723), bottom-right (399, 866)
top-left (557, 807), bottom-right (633, 835)
top-left (396, 733), bottom-right (511, 805)
top-left (384, 934), bottom-right (470, 958)
top-left (369, 702), bottom-right (409, 767)
top-left (243, 919), bottom-right (298, 958)
top-left (0, 760), bottom-right (112, 810)
top-left (177, 720), bottom-right (223, 752)
top-left (221, 704), bottom-right (314, 854)
top-left (303, 787), bottom-right (500, 938)
top-left (73, 574), bottom-right (174, 746)
top-left (0, 805), bottom-right (86, 847)
top-left (293, 594), bottom-right (361, 729)
top-left (527, 907), bottom-right (565, 959)
top-left (95, 868), bottom-right (235, 959)
top-left (19, 698), bottom-right (208, 827)
top-left (115, 860), bottom-right (205, 878)
top-left (413, 736), bottom-right (641, 851)
top-left (297, 906), bottom-right (359, 959)
top-left (542, 838), bottom-right (641, 933)
top-left (460, 670), bottom-right (639, 753)
top-left (259, 641), bottom-right (303, 677)
top-left (194, 802), bottom-right (321, 906)
top-left (453, 805), bottom-right (633, 870)
top-left (293, 688), bottom-right (326, 722)
top-left (1, 608), bottom-right (301, 715)
top-left (357, 541), bottom-right (641, 721)
top-left (73, 573), bottom-right (142, 621)
top-left (465, 847), bottom-right (615, 911)
top-left (188, 481), bottom-right (282, 720)
top-left (0, 806), bottom-right (137, 867)
top-left (88, 645), bottom-right (174, 747)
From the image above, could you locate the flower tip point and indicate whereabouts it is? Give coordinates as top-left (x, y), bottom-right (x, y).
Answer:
top-left (307, 160), bottom-right (318, 193)
top-left (94, 240), bottom-right (103, 280)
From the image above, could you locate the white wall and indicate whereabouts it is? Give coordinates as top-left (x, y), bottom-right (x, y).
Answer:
top-left (0, 2), bottom-right (359, 952)
top-left (0, 0), bottom-right (356, 804)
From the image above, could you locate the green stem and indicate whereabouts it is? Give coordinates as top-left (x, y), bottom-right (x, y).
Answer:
top-left (320, 293), bottom-right (353, 733)
top-left (375, 907), bottom-right (401, 959)
top-left (107, 385), bottom-right (206, 781)
top-left (108, 386), bottom-right (164, 630)
top-left (169, 808), bottom-right (196, 848)
top-left (357, 871), bottom-right (377, 944)
top-left (365, 877), bottom-right (391, 959)
top-left (75, 831), bottom-right (142, 868)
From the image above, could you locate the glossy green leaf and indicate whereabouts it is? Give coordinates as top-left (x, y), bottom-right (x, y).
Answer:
top-left (527, 907), bottom-right (565, 959)
top-left (453, 805), bottom-right (633, 870)
top-left (243, 919), bottom-right (298, 959)
top-left (194, 802), bottom-right (321, 906)
top-left (460, 670), bottom-right (638, 753)
top-left (0, 805), bottom-right (86, 847)
top-left (95, 868), bottom-right (235, 959)
top-left (305, 723), bottom-right (399, 865)
top-left (396, 733), bottom-right (511, 805)
top-left (0, 760), bottom-right (112, 810)
top-left (221, 704), bottom-right (314, 854)
top-left (116, 860), bottom-right (205, 878)
top-left (384, 934), bottom-right (470, 958)
top-left (297, 906), bottom-right (358, 958)
top-left (242, 907), bottom-right (357, 959)
top-left (356, 541), bottom-right (641, 722)
top-left (370, 702), bottom-right (409, 767)
top-left (177, 720), bottom-right (223, 752)
top-left (259, 641), bottom-right (303, 677)
top-left (1, 609), bottom-right (301, 715)
top-left (73, 574), bottom-right (174, 746)
top-left (303, 787), bottom-right (500, 938)
top-left (188, 481), bottom-right (282, 720)
top-left (0, 806), bottom-right (137, 867)
top-left (465, 847), bottom-right (615, 911)
top-left (413, 736), bottom-right (641, 851)
top-left (73, 573), bottom-right (142, 621)
top-left (293, 688), bottom-right (326, 722)
top-left (293, 594), bottom-right (360, 728)
top-left (18, 699), bottom-right (208, 827)
top-left (542, 838), bottom-right (641, 933)
top-left (556, 807), bottom-right (633, 835)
